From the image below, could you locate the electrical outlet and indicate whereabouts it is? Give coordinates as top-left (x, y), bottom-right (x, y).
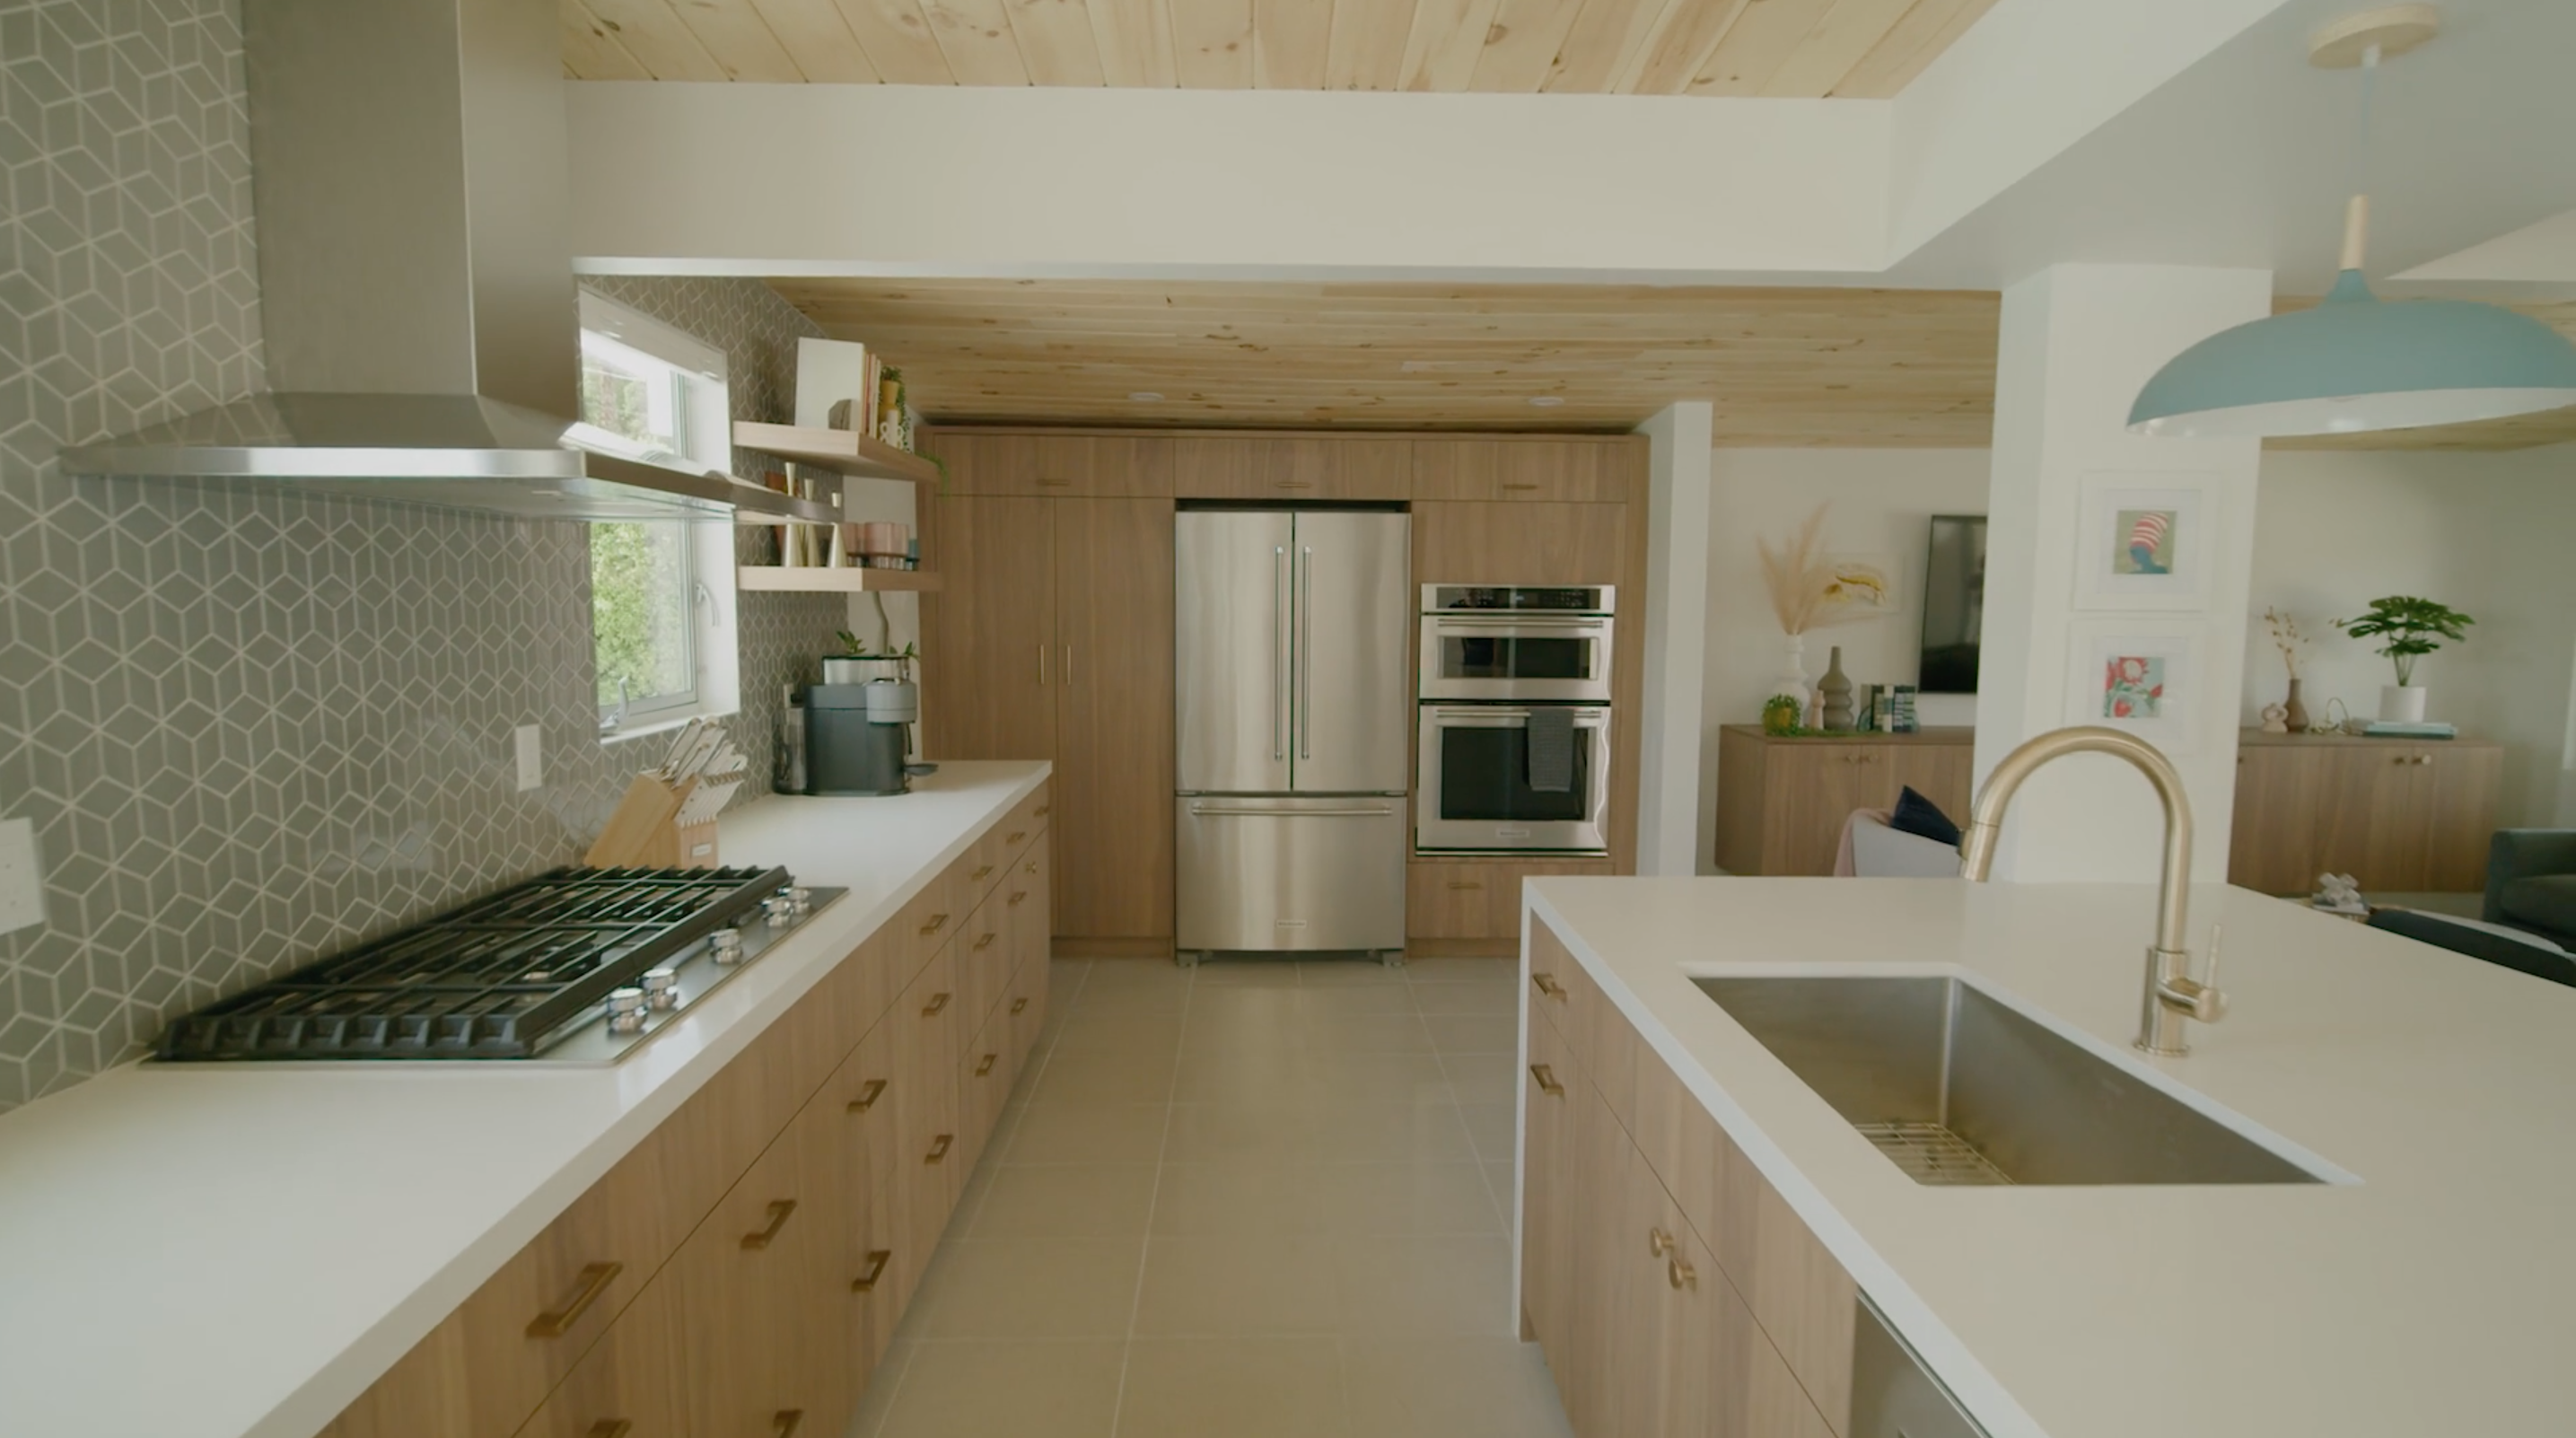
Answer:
top-left (0, 818), bottom-right (47, 935)
top-left (514, 724), bottom-right (543, 792)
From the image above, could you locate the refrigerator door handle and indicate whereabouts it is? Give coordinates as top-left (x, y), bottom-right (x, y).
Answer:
top-left (1272, 544), bottom-right (1287, 762)
top-left (1187, 804), bottom-right (1398, 819)
top-left (1297, 544), bottom-right (1314, 761)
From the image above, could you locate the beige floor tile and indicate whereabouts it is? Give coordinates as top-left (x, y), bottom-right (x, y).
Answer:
top-left (968, 1162), bottom-right (1161, 1238)
top-left (1423, 1011), bottom-right (1519, 1053)
top-left (1048, 1008), bottom-right (1187, 1057)
top-left (1135, 1234), bottom-right (1344, 1335)
top-left (1459, 1102), bottom-right (1518, 1163)
top-left (872, 1339), bottom-right (1124, 1438)
top-left (1409, 978), bottom-right (1520, 1015)
top-left (1297, 982), bottom-right (1418, 1016)
top-left (1162, 1102), bottom-right (1319, 1163)
top-left (1299, 1011), bottom-right (1435, 1054)
top-left (1004, 1100), bottom-right (1170, 1165)
top-left (1171, 1042), bottom-right (1315, 1105)
top-left (1484, 1162), bottom-right (1518, 1227)
top-left (1304, 1100), bottom-right (1477, 1163)
top-left (1192, 958), bottom-right (1305, 987)
top-left (909, 1238), bottom-right (1144, 1338)
top-left (1032, 1047), bottom-right (1181, 1106)
top-left (1437, 1051), bottom-right (1521, 1107)
top-left (1311, 1162), bottom-right (1505, 1236)
top-left (1341, 1336), bottom-right (1573, 1438)
top-left (1150, 1160), bottom-right (1325, 1237)
top-left (1299, 958), bottom-right (1407, 986)
top-left (1300, 1050), bottom-right (1454, 1108)
top-left (1116, 1337), bottom-right (1353, 1438)
top-left (844, 1337), bottom-right (913, 1438)
top-left (1404, 957), bottom-right (1517, 984)
top-left (1329, 1235), bottom-right (1515, 1337)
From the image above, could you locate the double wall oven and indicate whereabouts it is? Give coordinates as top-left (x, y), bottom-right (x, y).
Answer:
top-left (1415, 585), bottom-right (1615, 855)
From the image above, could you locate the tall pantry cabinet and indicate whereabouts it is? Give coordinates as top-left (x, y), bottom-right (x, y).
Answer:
top-left (920, 435), bottom-right (1177, 951)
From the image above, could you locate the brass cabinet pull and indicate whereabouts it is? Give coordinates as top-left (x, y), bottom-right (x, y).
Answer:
top-left (1529, 1064), bottom-right (1564, 1097)
top-left (851, 1248), bottom-right (893, 1293)
top-left (2391, 755), bottom-right (2408, 765)
top-left (846, 1078), bottom-right (888, 1114)
top-left (1008, 890), bottom-right (1029, 907)
top-left (525, 1261), bottom-right (623, 1337)
top-left (774, 1411), bottom-right (804, 1438)
top-left (1531, 973), bottom-right (1564, 998)
top-left (1448, 881), bottom-right (1484, 890)
top-left (920, 913), bottom-right (951, 936)
top-left (974, 932), bottom-right (998, 951)
top-left (1010, 996), bottom-right (1029, 1014)
top-left (923, 991), bottom-right (951, 1016)
top-left (975, 1053), bottom-right (998, 1076)
top-left (925, 1134), bottom-right (954, 1163)
top-left (971, 864), bottom-right (994, 881)
top-left (1272, 479), bottom-right (1315, 489)
top-left (1668, 1255), bottom-right (1697, 1291)
top-left (1007, 829), bottom-right (1028, 844)
top-left (1035, 805), bottom-right (1050, 818)
top-left (1502, 482), bottom-right (1542, 491)
top-left (1037, 477), bottom-right (1073, 487)
top-left (1648, 1226), bottom-right (1676, 1258)
top-left (740, 1200), bottom-right (798, 1249)
top-left (583, 1422), bottom-right (631, 1438)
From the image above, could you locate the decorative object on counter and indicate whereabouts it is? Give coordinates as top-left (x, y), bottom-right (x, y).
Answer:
top-left (1818, 646), bottom-right (1855, 732)
top-left (2336, 594), bottom-right (2470, 723)
top-left (2310, 872), bottom-right (2369, 917)
top-left (2265, 607), bottom-right (2314, 732)
top-left (2067, 621), bottom-right (2203, 752)
top-left (1891, 684), bottom-right (1919, 733)
top-left (1760, 693), bottom-right (1804, 736)
top-left (2074, 474), bottom-right (2212, 609)
top-left (2260, 703), bottom-right (2291, 733)
top-left (1757, 504), bottom-right (1879, 711)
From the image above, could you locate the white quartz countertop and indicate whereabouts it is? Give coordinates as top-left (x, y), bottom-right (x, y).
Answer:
top-left (0, 761), bottom-right (1048, 1438)
top-left (1525, 877), bottom-right (2576, 1438)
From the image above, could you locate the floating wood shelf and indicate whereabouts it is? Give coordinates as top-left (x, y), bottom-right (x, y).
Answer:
top-left (736, 566), bottom-right (942, 593)
top-left (733, 423), bottom-right (940, 485)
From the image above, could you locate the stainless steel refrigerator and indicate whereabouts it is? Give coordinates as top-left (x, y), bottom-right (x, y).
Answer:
top-left (1174, 509), bottom-right (1410, 961)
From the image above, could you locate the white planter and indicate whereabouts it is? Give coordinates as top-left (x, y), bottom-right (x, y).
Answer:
top-left (2379, 684), bottom-right (2428, 723)
top-left (1770, 634), bottom-right (1811, 710)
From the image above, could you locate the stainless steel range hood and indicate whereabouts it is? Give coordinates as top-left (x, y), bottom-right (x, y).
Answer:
top-left (59, 0), bottom-right (833, 528)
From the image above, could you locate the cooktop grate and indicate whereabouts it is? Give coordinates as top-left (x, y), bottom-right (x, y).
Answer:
top-left (1853, 1120), bottom-right (2017, 1187)
top-left (154, 865), bottom-right (790, 1062)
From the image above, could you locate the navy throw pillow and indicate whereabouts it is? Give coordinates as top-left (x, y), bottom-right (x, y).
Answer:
top-left (1888, 785), bottom-right (1962, 847)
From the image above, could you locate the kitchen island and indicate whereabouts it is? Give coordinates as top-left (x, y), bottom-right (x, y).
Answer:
top-left (1520, 875), bottom-right (2576, 1438)
top-left (0, 760), bottom-right (1049, 1438)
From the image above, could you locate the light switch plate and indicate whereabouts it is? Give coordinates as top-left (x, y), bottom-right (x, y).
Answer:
top-left (0, 818), bottom-right (47, 935)
top-left (514, 724), bottom-right (543, 792)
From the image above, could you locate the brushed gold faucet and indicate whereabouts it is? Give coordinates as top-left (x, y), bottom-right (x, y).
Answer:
top-left (1957, 726), bottom-right (2227, 1057)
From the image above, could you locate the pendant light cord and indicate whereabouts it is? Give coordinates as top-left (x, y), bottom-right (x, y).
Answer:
top-left (2341, 43), bottom-right (2381, 274)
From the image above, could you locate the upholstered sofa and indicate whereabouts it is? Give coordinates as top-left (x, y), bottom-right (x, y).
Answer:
top-left (2484, 829), bottom-right (2576, 949)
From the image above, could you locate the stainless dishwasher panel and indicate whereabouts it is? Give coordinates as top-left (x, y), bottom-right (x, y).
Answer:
top-left (1175, 795), bottom-right (1406, 952)
top-left (1851, 1297), bottom-right (1987, 1438)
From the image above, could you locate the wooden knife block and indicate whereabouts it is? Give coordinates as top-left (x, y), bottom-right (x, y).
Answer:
top-left (586, 773), bottom-right (720, 870)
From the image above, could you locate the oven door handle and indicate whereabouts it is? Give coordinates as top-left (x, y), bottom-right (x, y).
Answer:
top-left (1428, 617), bottom-right (1609, 630)
top-left (1426, 707), bottom-right (1608, 724)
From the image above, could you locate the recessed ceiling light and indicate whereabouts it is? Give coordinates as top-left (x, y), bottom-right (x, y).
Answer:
top-left (1128, 391), bottom-right (1166, 402)
top-left (1528, 396), bottom-right (1565, 408)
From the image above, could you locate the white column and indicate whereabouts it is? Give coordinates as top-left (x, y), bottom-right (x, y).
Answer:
top-left (1635, 403), bottom-right (1714, 876)
top-left (1974, 265), bottom-right (2269, 885)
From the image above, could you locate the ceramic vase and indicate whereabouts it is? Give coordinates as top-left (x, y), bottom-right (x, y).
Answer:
top-left (1819, 645), bottom-right (1855, 732)
top-left (2379, 684), bottom-right (2428, 723)
top-left (1770, 634), bottom-right (1811, 711)
top-left (2283, 679), bottom-right (2309, 733)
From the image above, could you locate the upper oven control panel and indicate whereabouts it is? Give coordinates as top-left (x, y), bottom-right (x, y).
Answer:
top-left (1421, 584), bottom-right (1614, 614)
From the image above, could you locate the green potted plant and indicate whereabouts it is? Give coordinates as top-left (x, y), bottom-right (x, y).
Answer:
top-left (2336, 596), bottom-right (2472, 723)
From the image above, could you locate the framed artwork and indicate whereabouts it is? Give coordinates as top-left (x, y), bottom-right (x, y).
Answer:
top-left (2065, 622), bottom-right (2203, 753)
top-left (2074, 473), bottom-right (2214, 610)
top-left (1818, 553), bottom-right (1901, 617)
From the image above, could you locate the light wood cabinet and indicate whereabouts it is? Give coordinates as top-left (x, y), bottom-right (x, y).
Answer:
top-left (922, 497), bottom-right (1056, 763)
top-left (1713, 726), bottom-right (1976, 877)
top-left (1413, 500), bottom-right (1627, 588)
top-left (1412, 438), bottom-right (1640, 503)
top-left (934, 432), bottom-right (1175, 497)
top-left (1172, 435), bottom-right (1411, 499)
top-left (2230, 732), bottom-right (2502, 894)
top-left (1406, 857), bottom-right (1616, 951)
top-left (512, 1274), bottom-right (686, 1438)
top-left (670, 1098), bottom-right (844, 1438)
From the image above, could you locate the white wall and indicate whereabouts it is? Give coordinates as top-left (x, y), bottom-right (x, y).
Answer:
top-left (2247, 444), bottom-right (2576, 828)
top-left (1695, 448), bottom-right (1993, 872)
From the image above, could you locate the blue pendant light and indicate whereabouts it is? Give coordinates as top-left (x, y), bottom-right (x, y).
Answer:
top-left (2130, 7), bottom-right (2576, 439)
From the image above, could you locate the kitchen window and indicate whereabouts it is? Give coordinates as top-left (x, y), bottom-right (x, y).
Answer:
top-left (578, 291), bottom-right (741, 736)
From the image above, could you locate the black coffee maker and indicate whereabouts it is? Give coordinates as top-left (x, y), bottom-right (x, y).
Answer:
top-left (805, 680), bottom-right (933, 796)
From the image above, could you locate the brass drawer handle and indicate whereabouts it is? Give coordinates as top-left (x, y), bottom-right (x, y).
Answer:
top-left (1502, 482), bottom-right (1541, 491)
top-left (974, 932), bottom-right (998, 951)
top-left (971, 864), bottom-right (994, 881)
top-left (925, 1134), bottom-right (954, 1163)
top-left (1037, 477), bottom-right (1073, 487)
top-left (1447, 881), bottom-right (1483, 890)
top-left (1531, 973), bottom-right (1564, 997)
top-left (1035, 805), bottom-right (1050, 817)
top-left (920, 913), bottom-right (950, 936)
top-left (1529, 1064), bottom-right (1564, 1097)
top-left (1008, 890), bottom-right (1029, 907)
top-left (851, 1248), bottom-right (893, 1293)
top-left (774, 1411), bottom-right (804, 1438)
top-left (1010, 996), bottom-right (1029, 1014)
top-left (1648, 1226), bottom-right (1676, 1258)
top-left (846, 1078), bottom-right (888, 1113)
top-left (584, 1423), bottom-right (632, 1438)
top-left (741, 1199), bottom-right (798, 1249)
top-left (526, 1260), bottom-right (623, 1337)
top-left (924, 991), bottom-right (951, 1016)
top-left (1668, 1255), bottom-right (1697, 1291)
top-left (1272, 479), bottom-right (1314, 489)
top-left (975, 1052), bottom-right (997, 1076)
top-left (1007, 829), bottom-right (1028, 844)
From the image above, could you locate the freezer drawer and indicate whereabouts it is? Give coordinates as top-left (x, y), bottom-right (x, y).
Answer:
top-left (1176, 796), bottom-right (1406, 953)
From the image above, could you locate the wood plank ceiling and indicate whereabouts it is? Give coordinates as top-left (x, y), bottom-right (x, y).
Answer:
top-left (770, 279), bottom-right (2576, 449)
top-left (561, 0), bottom-right (2002, 99)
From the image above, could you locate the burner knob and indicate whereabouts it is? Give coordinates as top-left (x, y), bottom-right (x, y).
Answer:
top-left (642, 967), bottom-right (681, 1012)
top-left (710, 928), bottom-right (744, 964)
top-left (763, 895), bottom-right (795, 927)
top-left (789, 886), bottom-right (812, 916)
top-left (606, 987), bottom-right (647, 1036)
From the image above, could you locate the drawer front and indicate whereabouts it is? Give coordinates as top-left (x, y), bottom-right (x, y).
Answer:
top-left (1520, 1010), bottom-right (1576, 1355)
top-left (894, 947), bottom-right (964, 1259)
top-left (954, 1003), bottom-right (1014, 1175)
top-left (670, 1107), bottom-right (851, 1438)
top-left (1007, 831), bottom-right (1051, 968)
top-left (818, 1020), bottom-right (904, 1219)
top-left (956, 887), bottom-right (1012, 1038)
top-left (1408, 862), bottom-right (1502, 940)
top-left (511, 1271), bottom-right (686, 1438)
top-left (896, 868), bottom-right (969, 979)
top-left (1528, 919), bottom-right (1592, 1057)
top-left (1004, 946), bottom-right (1049, 1067)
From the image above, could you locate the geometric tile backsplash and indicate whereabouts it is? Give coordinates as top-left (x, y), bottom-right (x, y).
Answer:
top-left (0, 1), bottom-right (845, 1112)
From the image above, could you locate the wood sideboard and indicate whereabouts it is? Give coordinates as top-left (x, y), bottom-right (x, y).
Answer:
top-left (1712, 726), bottom-right (1975, 877)
top-left (2229, 730), bottom-right (2502, 895)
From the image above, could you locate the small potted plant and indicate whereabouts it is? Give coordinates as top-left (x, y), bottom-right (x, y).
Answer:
top-left (2336, 596), bottom-right (2472, 723)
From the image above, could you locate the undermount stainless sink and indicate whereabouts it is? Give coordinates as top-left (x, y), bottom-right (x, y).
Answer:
top-left (1695, 976), bottom-right (2326, 1187)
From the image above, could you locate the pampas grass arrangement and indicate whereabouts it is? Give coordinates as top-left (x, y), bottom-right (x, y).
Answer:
top-left (1757, 504), bottom-right (1878, 635)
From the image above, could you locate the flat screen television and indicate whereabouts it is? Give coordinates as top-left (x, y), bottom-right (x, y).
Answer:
top-left (1918, 515), bottom-right (1986, 694)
